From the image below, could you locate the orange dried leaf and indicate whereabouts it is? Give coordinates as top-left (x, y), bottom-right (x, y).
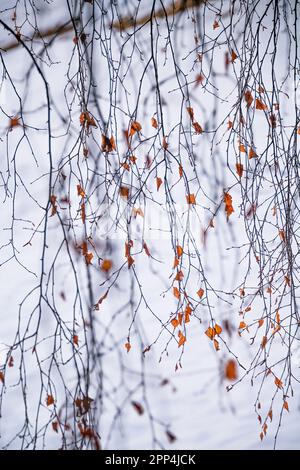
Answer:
top-left (125, 241), bottom-right (132, 259)
top-left (85, 252), bottom-right (93, 265)
top-left (193, 122), bottom-right (203, 134)
top-left (80, 202), bottom-right (86, 223)
top-left (236, 163), bottom-right (244, 178)
top-left (186, 194), bottom-right (196, 205)
top-left (46, 394), bottom-right (54, 406)
top-left (186, 107), bottom-right (194, 121)
top-left (227, 120), bottom-right (233, 129)
top-left (214, 323), bottom-right (222, 335)
top-left (81, 241), bottom-right (88, 255)
top-left (173, 257), bottom-right (179, 269)
top-left (214, 339), bottom-right (220, 351)
top-left (151, 117), bottom-right (158, 129)
top-left (244, 90), bottom-right (253, 107)
top-left (50, 194), bottom-right (57, 216)
top-left (249, 147), bottom-right (257, 159)
top-left (9, 116), bottom-right (20, 128)
top-left (156, 177), bottom-right (163, 191)
top-left (268, 409), bottom-right (273, 421)
top-left (110, 136), bottom-right (116, 151)
top-left (120, 186), bottom-right (130, 199)
top-left (127, 255), bottom-right (135, 268)
top-left (231, 50), bottom-right (237, 62)
top-left (179, 164), bottom-right (183, 178)
top-left (279, 229), bottom-right (285, 242)
top-left (175, 270), bottom-right (184, 282)
top-left (162, 136), bottom-right (168, 150)
top-left (101, 134), bottom-right (116, 153)
top-left (176, 245), bottom-right (183, 258)
top-left (77, 184), bottom-right (85, 197)
top-left (0, 371), bottom-right (4, 384)
top-left (185, 311), bottom-right (191, 324)
top-left (79, 112), bottom-right (86, 126)
top-left (213, 20), bottom-right (219, 29)
top-left (197, 288), bottom-right (204, 299)
top-left (258, 319), bottom-right (264, 328)
top-left (125, 342), bottom-right (131, 353)
top-left (224, 192), bottom-right (234, 220)
top-left (239, 321), bottom-right (247, 330)
top-left (269, 113), bottom-right (277, 128)
top-left (171, 318), bottom-right (179, 328)
top-left (73, 334), bottom-right (79, 346)
top-left (239, 144), bottom-right (246, 153)
top-left (101, 259), bottom-right (112, 272)
top-left (283, 401), bottom-right (289, 412)
top-left (205, 326), bottom-right (215, 340)
top-left (225, 359), bottom-right (238, 380)
top-left (173, 286), bottom-right (180, 300)
top-left (195, 73), bottom-right (204, 86)
top-left (276, 310), bottom-right (280, 325)
top-left (258, 415), bottom-right (262, 424)
top-left (52, 421), bottom-right (59, 433)
top-left (261, 335), bottom-right (268, 348)
top-left (178, 331), bottom-right (186, 347)
top-left (256, 98), bottom-right (267, 110)
top-left (129, 121), bottom-right (142, 137)
top-left (274, 377), bottom-right (283, 389)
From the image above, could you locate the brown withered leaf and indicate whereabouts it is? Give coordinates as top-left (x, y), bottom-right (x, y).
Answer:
top-left (224, 192), bottom-right (234, 220)
top-left (131, 401), bottom-right (144, 415)
top-left (186, 107), bottom-right (194, 121)
top-left (256, 98), bottom-right (267, 110)
top-left (101, 134), bottom-right (116, 152)
top-left (178, 330), bottom-right (186, 347)
top-left (156, 177), bottom-right (163, 191)
top-left (101, 259), bottom-right (112, 272)
top-left (129, 121), bottom-right (142, 137)
top-left (274, 377), bottom-right (283, 389)
top-left (46, 394), bottom-right (54, 406)
top-left (166, 429), bottom-right (177, 444)
top-left (193, 121), bottom-right (203, 134)
top-left (151, 117), bottom-right (158, 129)
top-left (173, 286), bottom-right (180, 299)
top-left (225, 359), bottom-right (238, 381)
top-left (186, 194), bottom-right (196, 205)
top-left (120, 186), bottom-right (130, 199)
top-left (197, 288), bottom-right (204, 298)
top-left (244, 90), bottom-right (253, 107)
top-left (236, 163), bottom-right (244, 178)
